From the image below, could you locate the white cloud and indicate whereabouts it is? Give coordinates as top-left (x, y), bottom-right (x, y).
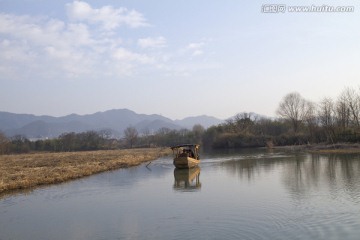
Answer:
top-left (0, 39), bottom-right (31, 62)
top-left (0, 6), bottom-right (158, 80)
top-left (192, 49), bottom-right (203, 56)
top-left (112, 48), bottom-right (154, 64)
top-left (186, 42), bottom-right (205, 56)
top-left (187, 42), bottom-right (204, 49)
top-left (66, 1), bottom-right (149, 31)
top-left (0, 4), bottom-right (213, 82)
top-left (138, 36), bottom-right (166, 49)
top-left (0, 14), bottom-right (95, 49)
top-left (0, 13), bottom-right (99, 78)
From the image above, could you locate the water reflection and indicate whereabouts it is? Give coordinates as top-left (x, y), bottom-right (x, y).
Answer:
top-left (173, 167), bottom-right (201, 191)
top-left (2, 151), bottom-right (360, 240)
top-left (219, 151), bottom-right (360, 201)
top-left (282, 154), bottom-right (360, 201)
top-left (218, 152), bottom-right (286, 181)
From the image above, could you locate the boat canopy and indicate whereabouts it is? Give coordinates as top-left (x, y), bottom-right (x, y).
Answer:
top-left (170, 144), bottom-right (200, 150)
top-left (171, 144), bottom-right (200, 161)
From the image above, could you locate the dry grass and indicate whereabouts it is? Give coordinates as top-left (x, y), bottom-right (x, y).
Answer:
top-left (307, 143), bottom-right (360, 154)
top-left (0, 148), bottom-right (171, 193)
top-left (309, 148), bottom-right (360, 154)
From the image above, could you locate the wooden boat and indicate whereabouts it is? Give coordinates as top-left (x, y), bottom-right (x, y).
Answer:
top-left (170, 144), bottom-right (200, 169)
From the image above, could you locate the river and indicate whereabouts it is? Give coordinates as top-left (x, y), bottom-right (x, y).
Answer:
top-left (1, 148), bottom-right (360, 240)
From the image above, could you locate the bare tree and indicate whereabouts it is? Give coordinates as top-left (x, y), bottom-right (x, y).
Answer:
top-left (0, 131), bottom-right (9, 155)
top-left (319, 98), bottom-right (335, 127)
top-left (192, 124), bottom-right (205, 143)
top-left (343, 87), bottom-right (360, 127)
top-left (304, 101), bottom-right (317, 139)
top-left (156, 127), bottom-right (171, 135)
top-left (318, 97), bottom-right (336, 142)
top-left (276, 92), bottom-right (311, 133)
top-left (234, 113), bottom-right (255, 133)
top-left (141, 128), bottom-right (152, 147)
top-left (336, 91), bottom-right (351, 131)
top-left (225, 112), bottom-right (254, 133)
top-left (98, 129), bottom-right (113, 139)
top-left (124, 127), bottom-right (138, 148)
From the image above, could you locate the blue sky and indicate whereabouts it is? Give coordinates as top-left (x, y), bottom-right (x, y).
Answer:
top-left (1, 0), bottom-right (359, 119)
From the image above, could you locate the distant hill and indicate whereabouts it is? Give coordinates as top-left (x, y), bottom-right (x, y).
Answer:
top-left (5, 120), bottom-right (93, 139)
top-left (175, 115), bottom-right (224, 129)
top-left (0, 109), bottom-right (224, 139)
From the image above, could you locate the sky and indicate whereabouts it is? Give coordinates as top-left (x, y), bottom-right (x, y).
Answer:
top-left (1, 0), bottom-right (360, 120)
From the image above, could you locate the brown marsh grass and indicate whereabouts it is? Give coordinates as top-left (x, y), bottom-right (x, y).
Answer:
top-left (307, 143), bottom-right (360, 154)
top-left (0, 148), bottom-right (171, 193)
top-left (309, 148), bottom-right (360, 154)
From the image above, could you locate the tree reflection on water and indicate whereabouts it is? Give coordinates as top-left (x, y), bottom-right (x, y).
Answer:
top-left (282, 153), bottom-right (360, 201)
top-left (219, 151), bottom-right (360, 200)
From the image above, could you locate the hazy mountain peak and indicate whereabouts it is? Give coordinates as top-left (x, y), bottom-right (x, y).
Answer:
top-left (174, 115), bottom-right (224, 129)
top-left (1, 109), bottom-right (263, 138)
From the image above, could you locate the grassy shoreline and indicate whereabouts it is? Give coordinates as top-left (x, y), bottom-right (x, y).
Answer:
top-left (2, 143), bottom-right (359, 194)
top-left (271, 143), bottom-right (360, 154)
top-left (306, 143), bottom-right (360, 154)
top-left (0, 148), bottom-right (171, 193)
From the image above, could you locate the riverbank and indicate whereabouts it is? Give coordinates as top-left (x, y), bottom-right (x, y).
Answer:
top-left (272, 143), bottom-right (360, 154)
top-left (0, 148), bottom-right (171, 193)
top-left (306, 143), bottom-right (360, 154)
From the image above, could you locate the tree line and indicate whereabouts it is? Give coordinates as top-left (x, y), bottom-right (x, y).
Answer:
top-left (0, 131), bottom-right (118, 154)
top-left (200, 87), bottom-right (360, 148)
top-left (123, 86), bottom-right (360, 149)
top-left (0, 124), bottom-right (206, 154)
top-left (1, 86), bottom-right (359, 154)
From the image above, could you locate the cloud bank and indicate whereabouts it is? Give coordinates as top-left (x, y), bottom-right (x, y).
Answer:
top-left (0, 1), bottom-right (212, 82)
top-left (66, 1), bottom-right (149, 30)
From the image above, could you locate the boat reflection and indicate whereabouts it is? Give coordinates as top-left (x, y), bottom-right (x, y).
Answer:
top-left (173, 166), bottom-right (201, 192)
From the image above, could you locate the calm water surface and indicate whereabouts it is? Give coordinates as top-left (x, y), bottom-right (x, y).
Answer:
top-left (1, 149), bottom-right (360, 240)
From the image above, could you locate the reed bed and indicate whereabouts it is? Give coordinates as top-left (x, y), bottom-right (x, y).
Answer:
top-left (0, 148), bottom-right (171, 193)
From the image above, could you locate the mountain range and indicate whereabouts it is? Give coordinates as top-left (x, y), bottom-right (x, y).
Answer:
top-left (0, 109), bottom-right (224, 139)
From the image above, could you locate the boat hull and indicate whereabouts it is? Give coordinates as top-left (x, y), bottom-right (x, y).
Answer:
top-left (173, 156), bottom-right (200, 169)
